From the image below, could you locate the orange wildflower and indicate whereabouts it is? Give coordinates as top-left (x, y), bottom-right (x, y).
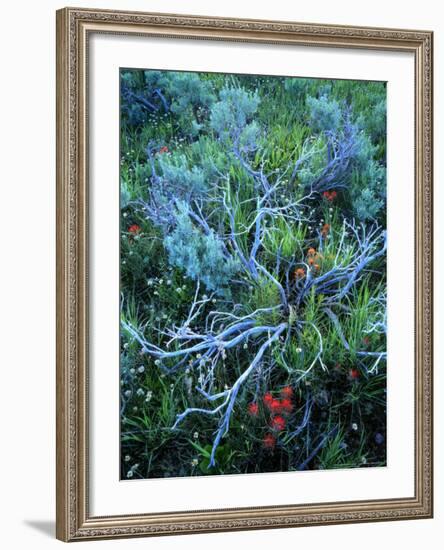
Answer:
top-left (294, 268), bottom-right (305, 279)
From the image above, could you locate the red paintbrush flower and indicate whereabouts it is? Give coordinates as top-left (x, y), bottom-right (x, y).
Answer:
top-left (280, 398), bottom-right (293, 414)
top-left (263, 433), bottom-right (276, 449)
top-left (270, 415), bottom-right (286, 432)
top-left (280, 386), bottom-right (294, 399)
top-left (263, 392), bottom-right (273, 407)
top-left (248, 402), bottom-right (259, 416)
top-left (128, 224), bottom-right (141, 234)
top-left (322, 190), bottom-right (337, 202)
top-left (350, 368), bottom-right (360, 380)
top-left (269, 399), bottom-right (283, 414)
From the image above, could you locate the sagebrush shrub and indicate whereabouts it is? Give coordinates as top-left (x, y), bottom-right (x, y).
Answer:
top-left (210, 87), bottom-right (260, 144)
top-left (164, 202), bottom-right (240, 295)
top-left (307, 95), bottom-right (341, 133)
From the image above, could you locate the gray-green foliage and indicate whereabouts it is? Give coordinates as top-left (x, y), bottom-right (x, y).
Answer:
top-left (349, 133), bottom-right (386, 221)
top-left (164, 202), bottom-right (240, 295)
top-left (157, 154), bottom-right (207, 198)
top-left (122, 70), bottom-right (215, 131)
top-left (142, 70), bottom-right (216, 113)
top-left (166, 72), bottom-right (215, 116)
top-left (210, 87), bottom-right (260, 145)
top-left (307, 95), bottom-right (341, 133)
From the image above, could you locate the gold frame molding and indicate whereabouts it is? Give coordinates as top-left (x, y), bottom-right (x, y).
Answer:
top-left (56, 6), bottom-right (433, 542)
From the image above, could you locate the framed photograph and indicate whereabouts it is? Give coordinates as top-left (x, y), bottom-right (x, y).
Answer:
top-left (56, 7), bottom-right (433, 542)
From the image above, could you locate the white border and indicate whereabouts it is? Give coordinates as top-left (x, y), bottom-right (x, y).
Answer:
top-left (89, 33), bottom-right (415, 516)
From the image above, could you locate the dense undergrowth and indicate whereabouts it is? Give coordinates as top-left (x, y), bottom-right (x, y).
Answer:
top-left (119, 69), bottom-right (387, 479)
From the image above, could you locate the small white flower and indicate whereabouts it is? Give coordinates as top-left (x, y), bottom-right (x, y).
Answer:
top-left (158, 279), bottom-right (163, 285)
top-left (154, 359), bottom-right (161, 366)
top-left (170, 384), bottom-right (174, 391)
top-left (138, 365), bottom-right (145, 373)
top-left (136, 388), bottom-right (144, 396)
top-left (196, 354), bottom-right (202, 359)
top-left (123, 342), bottom-right (128, 349)
top-left (132, 406), bottom-right (138, 412)
top-left (243, 343), bottom-right (248, 349)
top-left (193, 432), bottom-right (199, 440)
top-left (145, 391), bottom-right (153, 402)
top-left (352, 422), bottom-right (358, 431)
top-left (295, 347), bottom-right (303, 353)
top-left (212, 299), bottom-right (217, 303)
top-left (176, 288), bottom-right (182, 293)
top-left (166, 279), bottom-right (172, 285)
top-left (123, 212), bottom-right (127, 218)
top-left (191, 458), bottom-right (199, 467)
top-left (147, 279), bottom-right (154, 286)
top-left (202, 294), bottom-right (208, 300)
top-left (124, 390), bottom-right (131, 397)
top-left (124, 455), bottom-right (131, 462)
top-left (126, 470), bottom-right (133, 478)
top-left (130, 368), bottom-right (135, 375)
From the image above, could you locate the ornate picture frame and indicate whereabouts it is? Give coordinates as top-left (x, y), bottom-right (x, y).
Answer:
top-left (56, 7), bottom-right (433, 542)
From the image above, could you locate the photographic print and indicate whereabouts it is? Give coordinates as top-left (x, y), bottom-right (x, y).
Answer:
top-left (119, 69), bottom-right (387, 480)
